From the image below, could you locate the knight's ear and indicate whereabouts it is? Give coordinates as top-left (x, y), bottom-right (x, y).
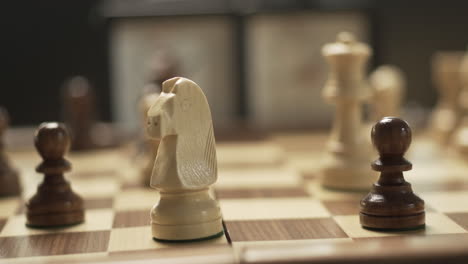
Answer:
top-left (162, 77), bottom-right (181, 93)
top-left (165, 97), bottom-right (175, 117)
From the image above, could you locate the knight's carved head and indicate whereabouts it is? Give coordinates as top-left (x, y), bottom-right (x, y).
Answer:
top-left (147, 77), bottom-right (217, 189)
top-left (146, 78), bottom-right (178, 139)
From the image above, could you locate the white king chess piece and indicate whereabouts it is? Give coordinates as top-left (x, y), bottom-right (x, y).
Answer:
top-left (147, 77), bottom-right (223, 242)
top-left (320, 32), bottom-right (376, 190)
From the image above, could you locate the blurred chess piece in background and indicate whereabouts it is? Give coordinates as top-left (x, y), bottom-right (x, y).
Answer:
top-left (428, 52), bottom-right (464, 146)
top-left (320, 32), bottom-right (376, 191)
top-left (453, 50), bottom-right (468, 155)
top-left (138, 51), bottom-right (178, 186)
top-left (62, 76), bottom-right (121, 151)
top-left (62, 76), bottom-right (97, 151)
top-left (0, 107), bottom-right (21, 197)
top-left (369, 65), bottom-right (406, 121)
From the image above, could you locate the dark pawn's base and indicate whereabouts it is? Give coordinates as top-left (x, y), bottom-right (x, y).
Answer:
top-left (153, 231), bottom-right (224, 243)
top-left (26, 211), bottom-right (84, 228)
top-left (360, 212), bottom-right (425, 231)
top-left (362, 224), bottom-right (426, 232)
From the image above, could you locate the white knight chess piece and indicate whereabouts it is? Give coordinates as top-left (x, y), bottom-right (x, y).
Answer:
top-left (146, 77), bottom-right (223, 241)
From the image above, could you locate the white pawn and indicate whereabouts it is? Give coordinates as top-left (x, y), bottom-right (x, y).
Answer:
top-left (146, 77), bottom-right (223, 242)
top-left (320, 32), bottom-right (376, 190)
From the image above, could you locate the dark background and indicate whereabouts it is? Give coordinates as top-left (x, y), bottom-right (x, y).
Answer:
top-left (1, 1), bottom-right (110, 125)
top-left (2, 1), bottom-right (468, 126)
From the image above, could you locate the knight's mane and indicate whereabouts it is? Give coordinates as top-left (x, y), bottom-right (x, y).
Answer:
top-left (165, 77), bottom-right (217, 188)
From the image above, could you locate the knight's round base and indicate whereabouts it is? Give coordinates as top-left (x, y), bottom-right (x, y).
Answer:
top-left (26, 211), bottom-right (84, 228)
top-left (153, 231), bottom-right (224, 243)
top-left (152, 217), bottom-right (223, 242)
top-left (359, 212), bottom-right (425, 231)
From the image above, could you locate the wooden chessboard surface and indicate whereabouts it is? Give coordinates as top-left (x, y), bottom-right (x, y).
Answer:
top-left (2, 129), bottom-right (468, 263)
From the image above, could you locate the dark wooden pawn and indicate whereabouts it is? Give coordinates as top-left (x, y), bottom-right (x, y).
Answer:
top-left (26, 123), bottom-right (84, 228)
top-left (360, 117), bottom-right (425, 230)
top-left (0, 108), bottom-right (21, 197)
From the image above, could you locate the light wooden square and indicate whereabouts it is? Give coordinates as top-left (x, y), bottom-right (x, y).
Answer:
top-left (333, 212), bottom-right (466, 238)
top-left (0, 197), bottom-right (20, 218)
top-left (5, 252), bottom-right (108, 264)
top-left (108, 226), bottom-right (228, 252)
top-left (216, 143), bottom-right (284, 167)
top-left (216, 167), bottom-right (301, 189)
top-left (114, 189), bottom-right (159, 211)
top-left (423, 191), bottom-right (468, 213)
top-left (69, 149), bottom-right (128, 173)
top-left (220, 198), bottom-right (329, 221)
top-left (73, 177), bottom-right (120, 199)
top-left (0, 209), bottom-right (114, 237)
top-left (305, 180), bottom-right (366, 201)
top-left (285, 152), bottom-right (323, 176)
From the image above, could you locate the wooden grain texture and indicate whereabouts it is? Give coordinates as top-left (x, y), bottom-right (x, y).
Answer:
top-left (322, 200), bottom-right (362, 215)
top-left (113, 210), bottom-right (150, 228)
top-left (108, 244), bottom-right (236, 264)
top-left (225, 218), bottom-right (347, 241)
top-left (84, 198), bottom-right (114, 210)
top-left (447, 212), bottom-right (468, 231)
top-left (0, 231), bottom-right (110, 258)
top-left (3, 129), bottom-right (468, 263)
top-left (239, 234), bottom-right (468, 264)
top-left (16, 198), bottom-right (112, 215)
top-left (215, 187), bottom-right (309, 199)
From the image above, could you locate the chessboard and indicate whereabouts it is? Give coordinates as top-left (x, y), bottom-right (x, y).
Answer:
top-left (2, 129), bottom-right (468, 263)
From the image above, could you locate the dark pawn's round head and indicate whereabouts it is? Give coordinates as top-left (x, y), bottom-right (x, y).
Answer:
top-left (371, 117), bottom-right (412, 157)
top-left (34, 122), bottom-right (70, 161)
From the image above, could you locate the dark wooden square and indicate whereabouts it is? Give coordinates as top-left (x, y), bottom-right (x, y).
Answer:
top-left (0, 219), bottom-right (6, 233)
top-left (84, 198), bottom-right (114, 210)
top-left (215, 187), bottom-right (309, 199)
top-left (224, 218), bottom-right (348, 242)
top-left (0, 231), bottom-right (110, 258)
top-left (447, 212), bottom-right (468, 231)
top-left (322, 200), bottom-right (362, 216)
top-left (112, 210), bottom-right (150, 228)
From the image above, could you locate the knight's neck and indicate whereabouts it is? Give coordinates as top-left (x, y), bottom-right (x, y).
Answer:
top-left (159, 135), bottom-right (177, 150)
